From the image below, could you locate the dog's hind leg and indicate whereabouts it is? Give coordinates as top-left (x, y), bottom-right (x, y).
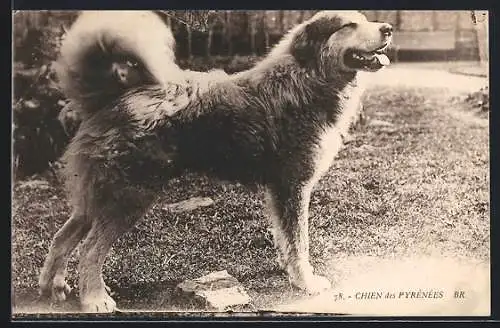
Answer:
top-left (77, 188), bottom-right (155, 313)
top-left (39, 209), bottom-right (90, 302)
top-left (77, 219), bottom-right (124, 313)
top-left (264, 185), bottom-right (331, 295)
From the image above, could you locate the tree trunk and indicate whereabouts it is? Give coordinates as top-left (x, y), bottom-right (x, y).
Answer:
top-left (226, 11), bottom-right (233, 56)
top-left (207, 27), bottom-right (213, 57)
top-left (395, 10), bottom-right (402, 30)
top-left (264, 11), bottom-right (270, 52)
top-left (278, 11), bottom-right (285, 34)
top-left (187, 24), bottom-right (193, 59)
top-left (298, 11), bottom-right (305, 23)
top-left (431, 11), bottom-right (437, 31)
top-left (474, 11), bottom-right (489, 66)
top-left (250, 12), bottom-right (257, 55)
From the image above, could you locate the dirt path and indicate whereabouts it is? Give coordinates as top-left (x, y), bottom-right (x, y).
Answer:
top-left (368, 64), bottom-right (487, 91)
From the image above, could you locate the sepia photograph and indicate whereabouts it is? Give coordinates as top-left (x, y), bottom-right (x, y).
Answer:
top-left (11, 10), bottom-right (490, 319)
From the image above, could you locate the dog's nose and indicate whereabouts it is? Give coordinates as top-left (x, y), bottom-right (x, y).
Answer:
top-left (380, 23), bottom-right (393, 37)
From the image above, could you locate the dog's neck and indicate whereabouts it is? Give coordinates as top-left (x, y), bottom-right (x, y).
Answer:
top-left (239, 52), bottom-right (365, 100)
top-left (233, 55), bottom-right (365, 135)
top-left (326, 69), bottom-right (362, 89)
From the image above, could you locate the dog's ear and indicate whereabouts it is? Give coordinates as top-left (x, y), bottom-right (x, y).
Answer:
top-left (291, 16), bottom-right (344, 67)
top-left (305, 16), bottom-right (343, 41)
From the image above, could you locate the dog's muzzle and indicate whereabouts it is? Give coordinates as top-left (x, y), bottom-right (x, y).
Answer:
top-left (343, 43), bottom-right (391, 72)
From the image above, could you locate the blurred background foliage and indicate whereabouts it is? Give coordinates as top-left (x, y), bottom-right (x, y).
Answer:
top-left (12, 10), bottom-right (486, 179)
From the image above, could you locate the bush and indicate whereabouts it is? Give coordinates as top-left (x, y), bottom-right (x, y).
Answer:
top-left (464, 86), bottom-right (489, 112)
top-left (13, 62), bottom-right (69, 179)
top-left (13, 11), bottom-right (76, 179)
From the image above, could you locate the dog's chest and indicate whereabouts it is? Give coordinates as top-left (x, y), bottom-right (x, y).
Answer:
top-left (334, 81), bottom-right (366, 137)
top-left (307, 81), bottom-right (365, 187)
top-left (308, 126), bottom-right (343, 187)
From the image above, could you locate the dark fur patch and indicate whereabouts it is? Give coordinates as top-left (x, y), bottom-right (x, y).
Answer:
top-left (291, 16), bottom-right (344, 68)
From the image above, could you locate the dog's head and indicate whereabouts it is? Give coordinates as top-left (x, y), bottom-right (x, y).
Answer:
top-left (290, 11), bottom-right (392, 74)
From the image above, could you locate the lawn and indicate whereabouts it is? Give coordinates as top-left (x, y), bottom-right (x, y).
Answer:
top-left (11, 69), bottom-right (489, 314)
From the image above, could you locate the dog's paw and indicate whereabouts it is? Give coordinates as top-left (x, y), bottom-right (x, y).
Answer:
top-left (51, 279), bottom-right (72, 302)
top-left (293, 274), bottom-right (332, 295)
top-left (39, 276), bottom-right (72, 302)
top-left (81, 292), bottom-right (117, 313)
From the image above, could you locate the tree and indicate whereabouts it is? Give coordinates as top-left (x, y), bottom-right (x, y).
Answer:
top-left (472, 11), bottom-right (488, 67)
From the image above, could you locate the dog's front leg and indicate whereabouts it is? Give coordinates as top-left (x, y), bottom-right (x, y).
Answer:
top-left (264, 184), bottom-right (331, 294)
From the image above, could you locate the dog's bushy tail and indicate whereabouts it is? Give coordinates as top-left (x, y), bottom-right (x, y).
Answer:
top-left (55, 10), bottom-right (183, 118)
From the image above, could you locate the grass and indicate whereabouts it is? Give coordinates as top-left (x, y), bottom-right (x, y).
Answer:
top-left (11, 80), bottom-right (489, 313)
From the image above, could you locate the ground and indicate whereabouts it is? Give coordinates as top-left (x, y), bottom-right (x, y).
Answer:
top-left (11, 62), bottom-right (489, 317)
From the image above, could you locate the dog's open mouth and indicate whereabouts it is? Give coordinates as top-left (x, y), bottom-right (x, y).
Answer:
top-left (344, 44), bottom-right (390, 72)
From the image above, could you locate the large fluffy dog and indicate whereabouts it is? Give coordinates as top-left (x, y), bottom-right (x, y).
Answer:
top-left (39, 10), bottom-right (392, 312)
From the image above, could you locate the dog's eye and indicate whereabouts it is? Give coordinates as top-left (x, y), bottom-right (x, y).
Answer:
top-left (113, 54), bottom-right (141, 68)
top-left (126, 60), bottom-right (139, 68)
top-left (342, 22), bottom-right (358, 29)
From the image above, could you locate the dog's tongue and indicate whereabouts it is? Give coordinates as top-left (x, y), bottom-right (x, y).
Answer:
top-left (374, 53), bottom-right (390, 66)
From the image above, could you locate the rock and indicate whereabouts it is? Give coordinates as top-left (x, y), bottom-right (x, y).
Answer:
top-left (164, 197), bottom-right (214, 213)
top-left (175, 270), bottom-right (252, 311)
top-left (17, 179), bottom-right (50, 190)
top-left (368, 119), bottom-right (394, 127)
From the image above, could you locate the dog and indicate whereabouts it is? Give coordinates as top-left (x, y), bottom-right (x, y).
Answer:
top-left (39, 10), bottom-right (392, 312)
